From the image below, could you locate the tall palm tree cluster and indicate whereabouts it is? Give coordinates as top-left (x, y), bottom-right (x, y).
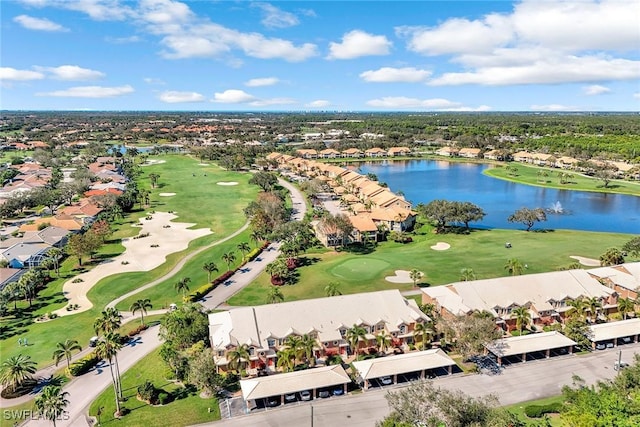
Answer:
top-left (275, 334), bottom-right (317, 373)
top-left (92, 308), bottom-right (125, 415)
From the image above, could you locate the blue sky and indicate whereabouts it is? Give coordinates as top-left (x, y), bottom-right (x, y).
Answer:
top-left (1, 0), bottom-right (639, 111)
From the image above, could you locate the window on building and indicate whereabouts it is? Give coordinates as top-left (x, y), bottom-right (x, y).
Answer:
top-left (267, 339), bottom-right (276, 348)
top-left (399, 324), bottom-right (406, 334)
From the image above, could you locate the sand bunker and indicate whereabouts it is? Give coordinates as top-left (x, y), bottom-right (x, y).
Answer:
top-left (570, 255), bottom-right (601, 266)
top-left (385, 270), bottom-right (420, 284)
top-left (198, 163), bottom-right (210, 166)
top-left (431, 242), bottom-right (451, 251)
top-left (159, 193), bottom-right (176, 197)
top-left (141, 159), bottom-right (166, 166)
top-left (217, 181), bottom-right (239, 186)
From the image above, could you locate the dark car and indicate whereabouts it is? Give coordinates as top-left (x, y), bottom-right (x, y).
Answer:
top-left (317, 389), bottom-right (331, 398)
top-left (266, 396), bottom-right (281, 407)
top-left (332, 388), bottom-right (344, 396)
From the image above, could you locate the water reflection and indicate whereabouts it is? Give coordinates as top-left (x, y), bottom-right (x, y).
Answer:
top-left (359, 160), bottom-right (640, 233)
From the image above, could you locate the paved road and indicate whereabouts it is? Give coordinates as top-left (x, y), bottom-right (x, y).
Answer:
top-left (15, 177), bottom-right (307, 426)
top-left (197, 343), bottom-right (640, 427)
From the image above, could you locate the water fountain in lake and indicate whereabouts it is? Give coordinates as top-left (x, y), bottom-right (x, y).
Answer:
top-left (548, 201), bottom-right (565, 214)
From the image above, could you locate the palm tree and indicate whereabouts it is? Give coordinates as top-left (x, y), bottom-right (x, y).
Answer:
top-left (237, 242), bottom-right (251, 260)
top-left (346, 324), bottom-right (367, 356)
top-left (18, 270), bottom-right (41, 308)
top-left (276, 347), bottom-right (296, 373)
top-left (504, 258), bottom-right (524, 276)
top-left (584, 297), bottom-right (603, 323)
top-left (324, 282), bottom-right (342, 297)
top-left (35, 385), bottom-right (69, 427)
top-left (52, 339), bottom-right (82, 370)
top-left (413, 322), bottom-right (434, 350)
top-left (93, 308), bottom-right (122, 336)
top-left (227, 344), bottom-right (250, 374)
top-left (299, 334), bottom-right (317, 366)
top-left (375, 332), bottom-right (392, 354)
top-left (174, 277), bottom-right (192, 299)
top-left (567, 298), bottom-right (588, 320)
top-left (95, 335), bottom-right (122, 413)
top-left (512, 306), bottom-right (531, 335)
top-left (149, 173), bottom-right (160, 188)
top-left (202, 262), bottom-right (219, 283)
top-left (409, 269), bottom-right (423, 288)
top-left (130, 298), bottom-right (152, 325)
top-left (0, 354), bottom-right (37, 393)
top-left (221, 251), bottom-right (236, 272)
top-left (284, 335), bottom-right (304, 363)
top-left (460, 268), bottom-right (477, 281)
top-left (249, 231), bottom-right (263, 247)
top-left (617, 297), bottom-right (635, 320)
top-left (265, 258), bottom-right (288, 285)
top-left (47, 248), bottom-right (63, 276)
top-left (266, 286), bottom-right (284, 304)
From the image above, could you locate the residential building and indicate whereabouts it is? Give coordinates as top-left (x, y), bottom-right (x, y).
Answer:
top-left (387, 147), bottom-right (411, 157)
top-left (435, 146), bottom-right (458, 157)
top-left (458, 148), bottom-right (481, 158)
top-left (422, 269), bottom-right (620, 331)
top-left (208, 290), bottom-right (430, 374)
top-left (586, 262), bottom-right (640, 300)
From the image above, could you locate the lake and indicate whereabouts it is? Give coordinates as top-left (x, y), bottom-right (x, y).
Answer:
top-left (357, 160), bottom-right (640, 234)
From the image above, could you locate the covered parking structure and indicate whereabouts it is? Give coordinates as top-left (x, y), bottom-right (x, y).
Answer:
top-left (486, 331), bottom-right (576, 366)
top-left (239, 365), bottom-right (350, 411)
top-left (589, 318), bottom-right (640, 350)
top-left (351, 349), bottom-right (456, 390)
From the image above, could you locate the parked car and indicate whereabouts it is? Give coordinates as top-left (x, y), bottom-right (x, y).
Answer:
top-left (299, 390), bottom-right (312, 401)
top-left (89, 336), bottom-right (99, 347)
top-left (266, 396), bottom-right (280, 407)
top-left (614, 361), bottom-right (629, 371)
top-left (595, 343), bottom-right (606, 350)
top-left (380, 376), bottom-right (393, 385)
top-left (606, 342), bottom-right (615, 349)
top-left (317, 389), bottom-right (331, 398)
top-left (332, 387), bottom-right (344, 396)
top-left (284, 393), bottom-right (297, 403)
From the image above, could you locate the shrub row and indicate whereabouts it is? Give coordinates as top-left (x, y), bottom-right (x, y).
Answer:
top-left (128, 324), bottom-right (149, 337)
top-left (187, 243), bottom-right (270, 302)
top-left (524, 402), bottom-right (563, 418)
top-left (67, 353), bottom-right (100, 377)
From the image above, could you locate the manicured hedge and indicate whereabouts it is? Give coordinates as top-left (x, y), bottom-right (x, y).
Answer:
top-left (128, 324), bottom-right (149, 337)
top-left (524, 402), bottom-right (563, 418)
top-left (67, 353), bottom-right (100, 377)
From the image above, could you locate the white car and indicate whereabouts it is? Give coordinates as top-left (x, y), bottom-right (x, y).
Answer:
top-left (380, 376), bottom-right (393, 385)
top-left (299, 390), bottom-right (312, 401)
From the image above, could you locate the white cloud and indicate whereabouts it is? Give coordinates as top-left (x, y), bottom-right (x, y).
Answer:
top-left (0, 67), bottom-right (45, 81)
top-left (583, 85), bottom-right (611, 95)
top-left (429, 54), bottom-right (640, 86)
top-left (144, 77), bottom-right (165, 85)
top-left (634, 93), bottom-right (640, 99)
top-left (327, 30), bottom-right (391, 60)
top-left (254, 3), bottom-right (299, 29)
top-left (159, 91), bottom-right (205, 103)
top-left (34, 65), bottom-right (105, 81)
top-left (360, 67), bottom-right (432, 83)
top-left (530, 104), bottom-right (578, 111)
top-left (250, 97), bottom-right (296, 107)
top-left (245, 77), bottom-right (280, 87)
top-left (13, 15), bottom-right (68, 32)
top-left (139, 0), bottom-right (194, 26)
top-left (305, 100), bottom-right (330, 108)
top-left (366, 97), bottom-right (462, 109)
top-left (37, 85), bottom-right (134, 98)
top-left (161, 35), bottom-right (230, 59)
top-left (397, 15), bottom-right (512, 56)
top-left (105, 35), bottom-right (142, 44)
top-left (20, 0), bottom-right (134, 21)
top-left (212, 89), bottom-right (257, 103)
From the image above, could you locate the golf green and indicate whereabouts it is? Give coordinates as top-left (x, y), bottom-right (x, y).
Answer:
top-left (329, 258), bottom-right (390, 281)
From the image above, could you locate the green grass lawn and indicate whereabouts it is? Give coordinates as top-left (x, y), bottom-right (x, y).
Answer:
top-left (505, 395), bottom-right (565, 426)
top-left (0, 156), bottom-right (258, 368)
top-left (229, 224), bottom-right (636, 306)
top-left (89, 348), bottom-right (220, 427)
top-left (485, 163), bottom-right (640, 196)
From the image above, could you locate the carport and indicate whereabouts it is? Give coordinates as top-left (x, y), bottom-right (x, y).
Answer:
top-left (589, 318), bottom-right (640, 350)
top-left (352, 349), bottom-right (456, 390)
top-left (239, 365), bottom-right (350, 411)
top-left (486, 331), bottom-right (576, 366)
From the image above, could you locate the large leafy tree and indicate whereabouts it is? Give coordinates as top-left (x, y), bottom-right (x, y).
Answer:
top-left (249, 171), bottom-right (278, 192)
top-left (599, 247), bottom-right (625, 266)
top-left (188, 348), bottom-right (224, 396)
top-left (52, 339), bottom-right (82, 370)
top-left (622, 236), bottom-right (640, 258)
top-left (454, 201), bottom-right (486, 231)
top-left (160, 303), bottom-right (210, 350)
top-left (417, 200), bottom-right (457, 233)
top-left (35, 385), bottom-right (70, 427)
top-left (507, 207), bottom-right (547, 231)
top-left (0, 354), bottom-right (37, 393)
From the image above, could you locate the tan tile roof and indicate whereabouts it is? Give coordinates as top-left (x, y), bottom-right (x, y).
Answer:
top-left (349, 214), bottom-right (378, 232)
